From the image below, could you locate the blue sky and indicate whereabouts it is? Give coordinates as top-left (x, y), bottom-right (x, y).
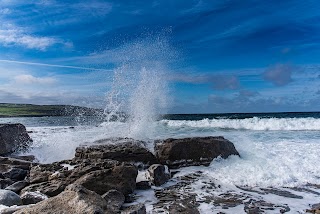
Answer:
top-left (0, 0), bottom-right (319, 113)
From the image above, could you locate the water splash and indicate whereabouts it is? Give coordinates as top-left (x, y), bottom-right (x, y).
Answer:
top-left (104, 35), bottom-right (176, 139)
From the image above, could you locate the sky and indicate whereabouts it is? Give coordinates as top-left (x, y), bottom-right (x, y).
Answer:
top-left (0, 0), bottom-right (320, 113)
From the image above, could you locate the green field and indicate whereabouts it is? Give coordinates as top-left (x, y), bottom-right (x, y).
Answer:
top-left (0, 103), bottom-right (103, 117)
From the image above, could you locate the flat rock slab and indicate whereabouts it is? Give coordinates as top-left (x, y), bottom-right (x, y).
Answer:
top-left (155, 136), bottom-right (240, 168)
top-left (22, 159), bottom-right (138, 197)
top-left (15, 184), bottom-right (111, 214)
top-left (74, 138), bottom-right (158, 166)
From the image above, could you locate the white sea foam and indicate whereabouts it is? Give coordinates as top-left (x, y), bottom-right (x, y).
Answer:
top-left (16, 118), bottom-right (320, 213)
top-left (162, 117), bottom-right (320, 131)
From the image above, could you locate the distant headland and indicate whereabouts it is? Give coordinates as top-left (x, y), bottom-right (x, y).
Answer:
top-left (0, 103), bottom-right (103, 118)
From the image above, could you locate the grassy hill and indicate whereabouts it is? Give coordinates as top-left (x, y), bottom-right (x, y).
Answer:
top-left (0, 103), bottom-right (103, 117)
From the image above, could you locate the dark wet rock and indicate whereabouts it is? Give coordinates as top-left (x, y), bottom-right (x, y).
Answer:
top-left (290, 187), bottom-right (320, 196)
top-left (0, 156), bottom-right (32, 172)
top-left (74, 138), bottom-right (158, 166)
top-left (155, 136), bottom-right (240, 168)
top-left (261, 188), bottom-right (303, 199)
top-left (21, 191), bottom-right (48, 205)
top-left (15, 184), bottom-right (110, 214)
top-left (136, 181), bottom-right (151, 190)
top-left (121, 203), bottom-right (146, 214)
top-left (153, 173), bottom-right (202, 213)
top-left (0, 178), bottom-right (14, 189)
top-left (146, 164), bottom-right (170, 186)
top-left (3, 168), bottom-right (28, 181)
top-left (102, 189), bottom-right (125, 211)
top-left (0, 189), bottom-right (22, 206)
top-left (0, 123), bottom-right (32, 155)
top-left (7, 155), bottom-right (36, 162)
top-left (22, 159), bottom-right (138, 197)
top-left (125, 193), bottom-right (136, 203)
top-left (5, 180), bottom-right (29, 193)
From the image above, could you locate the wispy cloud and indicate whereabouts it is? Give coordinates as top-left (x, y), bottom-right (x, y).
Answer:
top-left (0, 24), bottom-right (66, 50)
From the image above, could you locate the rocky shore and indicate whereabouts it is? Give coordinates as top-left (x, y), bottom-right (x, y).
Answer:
top-left (0, 123), bottom-right (319, 213)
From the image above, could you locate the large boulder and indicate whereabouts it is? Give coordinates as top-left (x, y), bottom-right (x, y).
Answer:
top-left (15, 184), bottom-right (111, 214)
top-left (0, 189), bottom-right (22, 206)
top-left (155, 136), bottom-right (240, 168)
top-left (22, 159), bottom-right (138, 197)
top-left (0, 123), bottom-right (32, 155)
top-left (74, 138), bottom-right (158, 166)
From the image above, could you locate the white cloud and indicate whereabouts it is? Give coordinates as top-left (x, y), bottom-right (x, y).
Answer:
top-left (14, 74), bottom-right (57, 85)
top-left (0, 24), bottom-right (69, 50)
top-left (0, 28), bottom-right (56, 50)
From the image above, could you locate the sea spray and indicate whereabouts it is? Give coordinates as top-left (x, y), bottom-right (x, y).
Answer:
top-left (104, 35), bottom-right (176, 139)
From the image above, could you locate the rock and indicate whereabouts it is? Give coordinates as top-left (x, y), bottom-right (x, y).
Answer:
top-left (155, 136), bottom-right (240, 168)
top-left (74, 138), bottom-right (158, 166)
top-left (15, 184), bottom-right (111, 214)
top-left (29, 163), bottom-right (63, 183)
top-left (136, 181), bottom-right (151, 190)
top-left (102, 189), bottom-right (125, 211)
top-left (3, 168), bottom-right (28, 181)
top-left (0, 156), bottom-right (32, 172)
top-left (5, 181), bottom-right (29, 193)
top-left (74, 162), bottom-right (137, 195)
top-left (146, 164), bottom-right (170, 186)
top-left (21, 180), bottom-right (67, 197)
top-left (7, 155), bottom-right (36, 162)
top-left (0, 189), bottom-right (22, 206)
top-left (1, 205), bottom-right (30, 214)
top-left (124, 194), bottom-right (136, 203)
top-left (21, 191), bottom-right (48, 205)
top-left (22, 159), bottom-right (138, 197)
top-left (121, 203), bottom-right (146, 214)
top-left (0, 178), bottom-right (14, 189)
top-left (0, 123), bottom-right (32, 155)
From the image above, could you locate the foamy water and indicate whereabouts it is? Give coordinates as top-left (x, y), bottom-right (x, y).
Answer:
top-left (2, 115), bottom-right (320, 213)
top-left (162, 117), bottom-right (320, 131)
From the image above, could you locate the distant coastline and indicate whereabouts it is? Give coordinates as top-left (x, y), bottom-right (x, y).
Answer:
top-left (1, 103), bottom-right (319, 119)
top-left (0, 103), bottom-right (103, 118)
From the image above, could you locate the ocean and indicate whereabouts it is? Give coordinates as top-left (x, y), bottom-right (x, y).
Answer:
top-left (1, 112), bottom-right (320, 213)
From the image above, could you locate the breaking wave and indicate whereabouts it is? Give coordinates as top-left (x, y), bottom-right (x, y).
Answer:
top-left (161, 117), bottom-right (320, 131)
